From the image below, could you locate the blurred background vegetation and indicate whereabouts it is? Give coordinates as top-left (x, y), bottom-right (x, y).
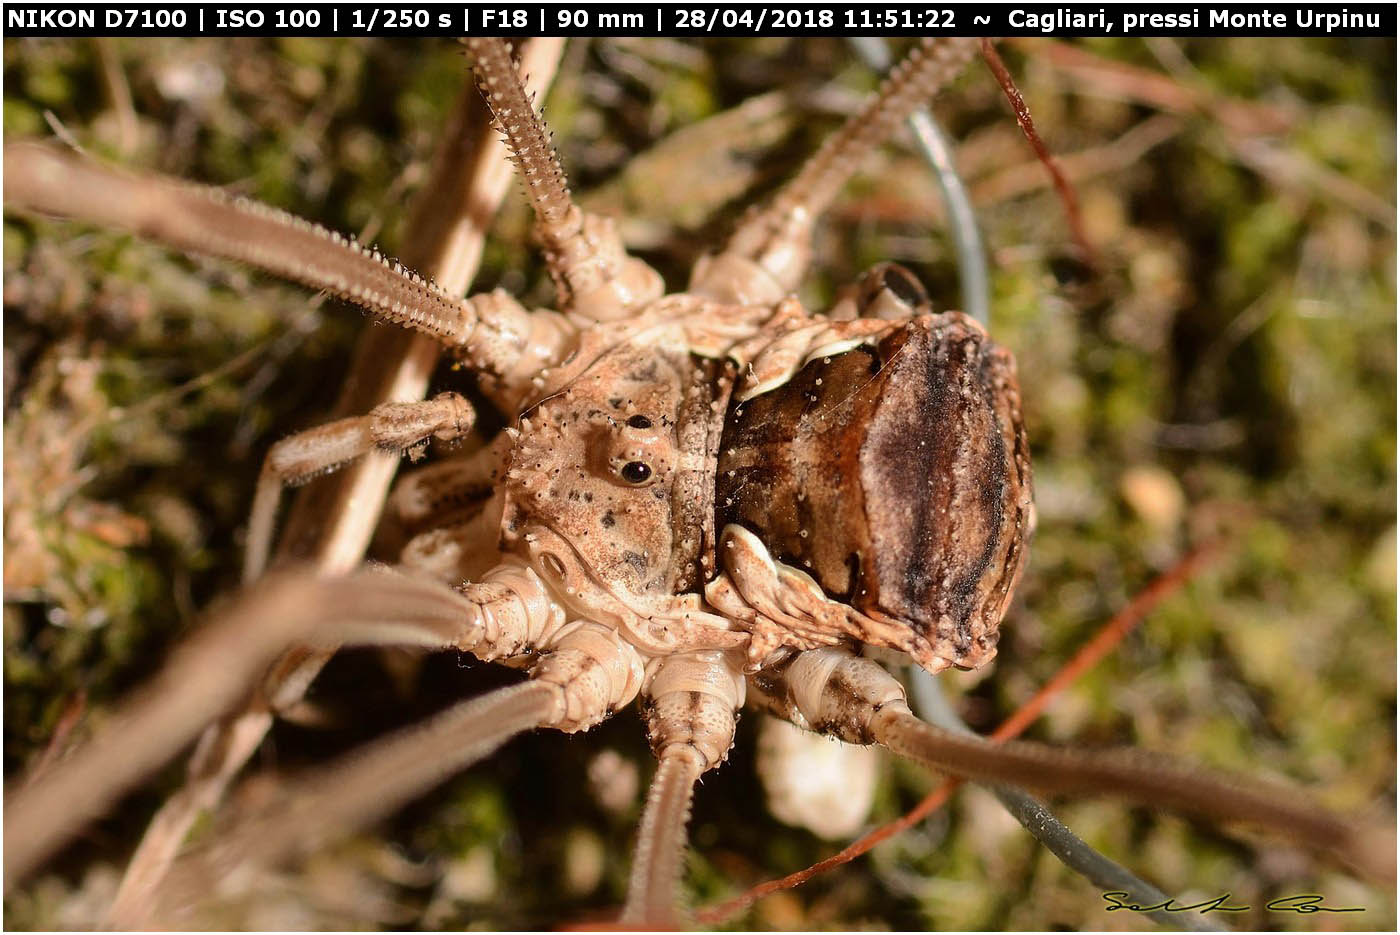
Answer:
top-left (3, 37), bottom-right (1395, 930)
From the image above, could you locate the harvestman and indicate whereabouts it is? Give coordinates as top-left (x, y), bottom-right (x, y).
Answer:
top-left (3, 36), bottom-right (1393, 928)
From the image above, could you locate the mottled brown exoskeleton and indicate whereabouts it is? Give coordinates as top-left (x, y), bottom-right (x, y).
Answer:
top-left (3, 36), bottom-right (1393, 930)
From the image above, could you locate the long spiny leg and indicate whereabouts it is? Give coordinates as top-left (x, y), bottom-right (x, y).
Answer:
top-left (462, 37), bottom-right (663, 320)
top-left (3, 144), bottom-right (579, 400)
top-left (751, 648), bottom-right (1397, 884)
top-left (4, 566), bottom-right (549, 888)
top-left (150, 682), bottom-right (560, 926)
top-left (24, 557), bottom-right (579, 924)
top-left (691, 37), bottom-right (978, 304)
top-left (621, 652), bottom-right (746, 927)
top-left (873, 710), bottom-right (1394, 882)
top-left (104, 561), bottom-right (555, 927)
top-left (143, 619), bottom-right (646, 927)
top-left (245, 392), bottom-right (476, 582)
top-left (107, 41), bottom-right (567, 921)
top-left (5, 143), bottom-right (471, 346)
top-left (625, 755), bottom-right (702, 925)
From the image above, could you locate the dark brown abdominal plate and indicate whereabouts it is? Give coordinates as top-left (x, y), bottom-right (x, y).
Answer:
top-left (863, 328), bottom-right (1006, 633)
top-left (717, 316), bottom-right (1026, 663)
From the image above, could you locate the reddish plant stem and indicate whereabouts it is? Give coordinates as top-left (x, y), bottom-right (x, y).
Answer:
top-left (21, 689), bottom-right (88, 786)
top-left (979, 38), bottom-right (1101, 271)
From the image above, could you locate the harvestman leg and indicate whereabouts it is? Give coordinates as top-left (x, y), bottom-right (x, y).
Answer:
top-left (4, 549), bottom-right (642, 891)
top-left (461, 38), bottom-right (664, 323)
top-left (3, 566), bottom-right (535, 885)
top-left (620, 652), bottom-right (746, 928)
top-left (689, 37), bottom-right (979, 307)
top-left (750, 648), bottom-right (1397, 884)
top-left (245, 391), bottom-right (477, 582)
top-left (59, 40), bottom-right (572, 923)
top-left (147, 615), bottom-right (649, 927)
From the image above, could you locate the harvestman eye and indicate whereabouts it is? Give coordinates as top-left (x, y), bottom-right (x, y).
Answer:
top-left (619, 460), bottom-right (653, 485)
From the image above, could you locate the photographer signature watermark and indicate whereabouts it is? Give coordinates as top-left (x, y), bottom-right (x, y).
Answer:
top-left (1103, 892), bottom-right (1364, 915)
